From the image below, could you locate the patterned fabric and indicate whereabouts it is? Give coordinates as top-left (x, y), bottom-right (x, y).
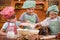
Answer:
top-left (46, 5), bottom-right (59, 14)
top-left (0, 6), bottom-right (15, 19)
top-left (22, 1), bottom-right (36, 8)
top-left (2, 21), bottom-right (21, 30)
top-left (49, 18), bottom-right (60, 35)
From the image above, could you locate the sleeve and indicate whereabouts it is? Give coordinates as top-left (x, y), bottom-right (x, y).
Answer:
top-left (34, 14), bottom-right (39, 23)
top-left (16, 21), bottom-right (21, 27)
top-left (40, 18), bottom-right (49, 27)
top-left (58, 16), bottom-right (60, 22)
top-left (19, 13), bottom-right (25, 22)
top-left (2, 22), bottom-right (8, 30)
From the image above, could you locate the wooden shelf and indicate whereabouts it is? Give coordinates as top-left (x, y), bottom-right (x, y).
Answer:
top-left (14, 1), bottom-right (46, 10)
top-left (14, 1), bottom-right (46, 4)
top-left (14, 1), bottom-right (24, 4)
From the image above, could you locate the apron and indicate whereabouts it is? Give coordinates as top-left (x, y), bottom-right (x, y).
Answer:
top-left (6, 22), bottom-right (17, 35)
top-left (23, 13), bottom-right (36, 29)
top-left (49, 17), bottom-right (60, 35)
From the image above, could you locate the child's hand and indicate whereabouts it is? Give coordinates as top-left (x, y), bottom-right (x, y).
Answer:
top-left (29, 24), bottom-right (38, 29)
top-left (0, 31), bottom-right (7, 36)
top-left (32, 23), bottom-right (40, 27)
top-left (20, 23), bottom-right (30, 26)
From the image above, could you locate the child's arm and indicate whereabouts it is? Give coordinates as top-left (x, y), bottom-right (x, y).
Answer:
top-left (20, 23), bottom-right (30, 26)
top-left (0, 22), bottom-right (8, 36)
top-left (35, 18), bottom-right (49, 27)
top-left (16, 21), bottom-right (30, 29)
top-left (0, 29), bottom-right (7, 36)
top-left (16, 21), bottom-right (30, 26)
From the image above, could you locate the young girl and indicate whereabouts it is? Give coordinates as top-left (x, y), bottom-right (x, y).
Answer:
top-left (0, 7), bottom-right (21, 36)
top-left (19, 1), bottom-right (39, 29)
top-left (36, 5), bottom-right (60, 35)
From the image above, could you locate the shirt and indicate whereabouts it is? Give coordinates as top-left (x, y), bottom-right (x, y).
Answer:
top-left (40, 16), bottom-right (60, 26)
top-left (19, 12), bottom-right (39, 23)
top-left (2, 21), bottom-right (21, 30)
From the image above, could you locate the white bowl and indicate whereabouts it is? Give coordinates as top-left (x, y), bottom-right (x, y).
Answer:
top-left (29, 30), bottom-right (39, 34)
top-left (17, 29), bottom-right (39, 35)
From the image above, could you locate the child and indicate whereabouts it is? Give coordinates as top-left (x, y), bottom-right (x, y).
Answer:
top-left (19, 1), bottom-right (39, 29)
top-left (36, 5), bottom-right (60, 35)
top-left (0, 7), bottom-right (21, 36)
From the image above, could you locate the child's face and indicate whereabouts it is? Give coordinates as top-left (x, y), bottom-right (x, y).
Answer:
top-left (10, 18), bottom-right (16, 22)
top-left (49, 11), bottom-right (58, 19)
top-left (26, 8), bottom-right (34, 14)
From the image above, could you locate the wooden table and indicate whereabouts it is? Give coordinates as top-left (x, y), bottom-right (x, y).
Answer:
top-left (0, 35), bottom-right (59, 40)
top-left (0, 35), bottom-right (17, 40)
top-left (40, 35), bottom-right (59, 40)
top-left (17, 35), bottom-right (59, 40)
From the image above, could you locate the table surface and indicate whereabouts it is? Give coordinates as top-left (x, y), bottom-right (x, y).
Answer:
top-left (0, 35), bottom-right (59, 40)
top-left (0, 35), bottom-right (17, 40)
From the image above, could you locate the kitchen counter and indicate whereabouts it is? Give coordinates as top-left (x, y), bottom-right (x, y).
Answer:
top-left (0, 34), bottom-right (59, 40)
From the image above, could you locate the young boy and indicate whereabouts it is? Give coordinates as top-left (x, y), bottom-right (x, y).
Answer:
top-left (36, 5), bottom-right (60, 35)
top-left (19, 1), bottom-right (39, 29)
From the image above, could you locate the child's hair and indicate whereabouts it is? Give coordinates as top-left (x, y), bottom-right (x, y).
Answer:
top-left (9, 14), bottom-right (15, 19)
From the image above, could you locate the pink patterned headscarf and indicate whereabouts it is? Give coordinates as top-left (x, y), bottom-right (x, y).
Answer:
top-left (0, 6), bottom-right (15, 19)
